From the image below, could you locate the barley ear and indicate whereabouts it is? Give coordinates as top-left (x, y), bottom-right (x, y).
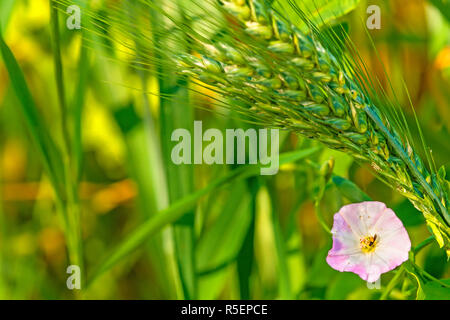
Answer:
top-left (178, 0), bottom-right (450, 253)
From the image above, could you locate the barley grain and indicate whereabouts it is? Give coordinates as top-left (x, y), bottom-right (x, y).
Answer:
top-left (179, 0), bottom-right (450, 252)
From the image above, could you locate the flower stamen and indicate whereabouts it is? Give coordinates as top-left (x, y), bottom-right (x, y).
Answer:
top-left (360, 234), bottom-right (378, 253)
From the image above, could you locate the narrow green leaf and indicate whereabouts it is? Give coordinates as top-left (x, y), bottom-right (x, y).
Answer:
top-left (274, 0), bottom-right (361, 32)
top-left (0, 0), bottom-right (15, 32)
top-left (117, 103), bottom-right (181, 299)
top-left (405, 262), bottom-right (426, 300)
top-left (153, 0), bottom-right (196, 299)
top-left (270, 195), bottom-right (293, 299)
top-left (236, 180), bottom-right (257, 299)
top-left (86, 147), bottom-right (320, 287)
top-left (72, 39), bottom-right (89, 182)
top-left (196, 182), bottom-right (252, 274)
top-left (332, 176), bottom-right (371, 202)
top-left (0, 31), bottom-right (65, 201)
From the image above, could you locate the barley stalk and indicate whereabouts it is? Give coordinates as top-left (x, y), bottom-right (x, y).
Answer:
top-left (178, 0), bottom-right (450, 253)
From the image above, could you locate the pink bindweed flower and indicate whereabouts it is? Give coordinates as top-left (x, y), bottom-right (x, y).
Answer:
top-left (326, 201), bottom-right (411, 282)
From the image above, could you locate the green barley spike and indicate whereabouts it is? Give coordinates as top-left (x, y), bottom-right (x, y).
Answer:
top-left (177, 0), bottom-right (450, 253)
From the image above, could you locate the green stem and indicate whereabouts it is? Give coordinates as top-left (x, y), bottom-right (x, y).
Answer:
top-left (152, 0), bottom-right (195, 299)
top-left (50, 1), bottom-right (71, 157)
top-left (314, 200), bottom-right (331, 234)
top-left (380, 265), bottom-right (405, 300)
top-left (50, 0), bottom-right (84, 292)
top-left (413, 236), bottom-right (435, 255)
top-left (411, 261), bottom-right (450, 288)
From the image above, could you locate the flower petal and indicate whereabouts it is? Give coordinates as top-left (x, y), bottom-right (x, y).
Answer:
top-left (326, 201), bottom-right (411, 282)
top-left (329, 212), bottom-right (360, 253)
top-left (375, 218), bottom-right (411, 274)
top-left (327, 251), bottom-right (379, 282)
top-left (338, 201), bottom-right (386, 237)
top-left (327, 212), bottom-right (362, 274)
top-left (373, 207), bottom-right (409, 241)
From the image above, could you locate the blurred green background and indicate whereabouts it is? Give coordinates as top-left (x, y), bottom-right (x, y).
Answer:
top-left (0, 0), bottom-right (449, 299)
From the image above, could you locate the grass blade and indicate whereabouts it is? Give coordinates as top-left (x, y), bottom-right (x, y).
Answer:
top-left (236, 178), bottom-right (259, 299)
top-left (0, 0), bottom-right (15, 32)
top-left (332, 176), bottom-right (371, 202)
top-left (196, 181), bottom-right (252, 274)
top-left (152, 0), bottom-right (196, 299)
top-left (86, 146), bottom-right (320, 287)
top-left (49, 0), bottom-right (84, 278)
top-left (72, 36), bottom-right (89, 183)
top-left (0, 29), bottom-right (65, 202)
